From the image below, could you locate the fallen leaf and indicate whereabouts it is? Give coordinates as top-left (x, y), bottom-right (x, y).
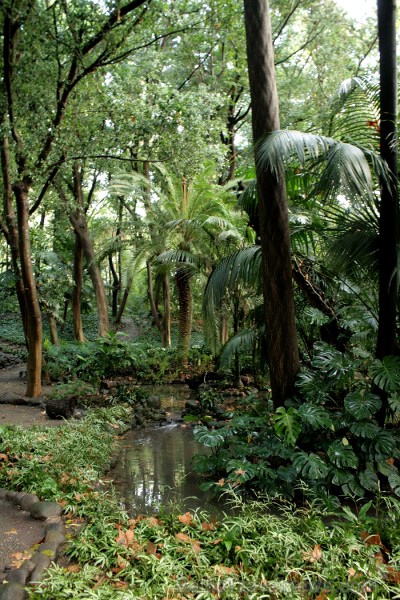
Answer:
top-left (216, 478), bottom-right (225, 487)
top-left (214, 565), bottom-right (236, 576)
top-left (5, 529), bottom-right (17, 535)
top-left (117, 554), bottom-right (127, 569)
top-left (178, 512), bottom-right (193, 525)
top-left (387, 566), bottom-right (400, 584)
top-left (315, 591), bottom-right (330, 600)
top-left (66, 564), bottom-right (81, 573)
top-left (201, 522), bottom-right (215, 531)
top-left (147, 517), bottom-right (161, 527)
top-left (0, 454), bottom-right (8, 461)
top-left (175, 532), bottom-right (191, 543)
top-left (146, 541), bottom-right (157, 555)
top-left (303, 544), bottom-right (322, 563)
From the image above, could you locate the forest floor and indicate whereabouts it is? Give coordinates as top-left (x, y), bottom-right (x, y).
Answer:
top-left (0, 358), bottom-right (64, 583)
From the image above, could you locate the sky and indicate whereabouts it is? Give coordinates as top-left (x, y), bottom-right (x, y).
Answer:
top-left (335, 0), bottom-right (376, 21)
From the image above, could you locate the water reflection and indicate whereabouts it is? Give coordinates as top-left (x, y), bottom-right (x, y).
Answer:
top-left (110, 424), bottom-right (215, 515)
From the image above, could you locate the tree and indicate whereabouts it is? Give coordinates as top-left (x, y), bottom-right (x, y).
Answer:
top-left (375, 0), bottom-right (398, 424)
top-left (243, 0), bottom-right (300, 406)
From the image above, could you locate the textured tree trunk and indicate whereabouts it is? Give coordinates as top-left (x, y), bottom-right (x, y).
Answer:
top-left (244, 0), bottom-right (300, 407)
top-left (48, 314), bottom-right (59, 346)
top-left (1, 127), bottom-right (28, 342)
top-left (115, 277), bottom-right (132, 326)
top-left (109, 253), bottom-right (120, 318)
top-left (175, 268), bottom-right (192, 360)
top-left (162, 273), bottom-right (171, 347)
top-left (72, 234), bottom-right (85, 342)
top-left (14, 180), bottom-right (42, 397)
top-left (70, 164), bottom-right (109, 337)
top-left (70, 209), bottom-right (109, 337)
top-left (147, 260), bottom-right (163, 332)
top-left (375, 0), bottom-right (398, 425)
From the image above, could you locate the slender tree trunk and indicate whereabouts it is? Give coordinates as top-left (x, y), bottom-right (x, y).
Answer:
top-left (147, 260), bottom-right (163, 332)
top-left (70, 164), bottom-right (109, 337)
top-left (109, 253), bottom-right (120, 317)
top-left (244, 0), bottom-right (300, 407)
top-left (72, 234), bottom-right (85, 342)
top-left (48, 313), bottom-right (59, 346)
top-left (14, 180), bottom-right (42, 397)
top-left (162, 273), bottom-right (171, 347)
top-left (115, 276), bottom-right (132, 325)
top-left (1, 125), bottom-right (28, 342)
top-left (375, 0), bottom-right (398, 425)
top-left (175, 268), bottom-right (192, 361)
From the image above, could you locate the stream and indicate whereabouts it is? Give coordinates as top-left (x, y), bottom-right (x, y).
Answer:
top-left (109, 385), bottom-right (224, 516)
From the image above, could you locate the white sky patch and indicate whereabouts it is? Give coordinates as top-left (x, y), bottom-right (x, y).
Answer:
top-left (335, 0), bottom-right (376, 22)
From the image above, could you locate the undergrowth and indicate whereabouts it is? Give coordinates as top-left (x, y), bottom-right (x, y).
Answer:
top-left (1, 408), bottom-right (400, 598)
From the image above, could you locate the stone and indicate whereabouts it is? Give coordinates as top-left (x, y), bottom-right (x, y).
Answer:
top-left (45, 396), bottom-right (76, 419)
top-left (185, 399), bottom-right (200, 413)
top-left (147, 395), bottom-right (161, 409)
top-left (0, 582), bottom-right (29, 600)
top-left (30, 501), bottom-right (62, 520)
top-left (29, 553), bottom-right (51, 583)
top-left (19, 494), bottom-right (39, 512)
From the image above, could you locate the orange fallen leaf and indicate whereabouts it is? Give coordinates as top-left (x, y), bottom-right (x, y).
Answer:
top-left (214, 564), bottom-right (236, 575)
top-left (175, 532), bottom-right (191, 543)
top-left (117, 554), bottom-right (127, 569)
top-left (235, 468), bottom-right (246, 476)
top-left (303, 544), bottom-right (322, 563)
top-left (66, 564), bottom-right (81, 573)
top-left (387, 566), bottom-right (400, 584)
top-left (178, 512), bottom-right (193, 525)
top-left (201, 522), bottom-right (215, 531)
top-left (315, 591), bottom-right (330, 600)
top-left (0, 454), bottom-right (8, 461)
top-left (216, 478), bottom-right (225, 487)
top-left (146, 541), bottom-right (158, 556)
top-left (5, 529), bottom-right (17, 535)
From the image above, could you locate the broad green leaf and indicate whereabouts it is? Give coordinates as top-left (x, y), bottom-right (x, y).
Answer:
top-left (370, 430), bottom-right (398, 461)
top-left (344, 391), bottom-right (381, 420)
top-left (273, 407), bottom-right (301, 446)
top-left (292, 451), bottom-right (329, 480)
top-left (359, 467), bottom-right (379, 492)
top-left (327, 440), bottom-right (359, 469)
top-left (331, 468), bottom-right (353, 486)
top-left (348, 420), bottom-right (380, 439)
top-left (371, 356), bottom-right (400, 392)
top-left (388, 471), bottom-right (400, 496)
top-left (297, 403), bottom-right (334, 430)
top-left (341, 476), bottom-right (366, 498)
top-left (193, 426), bottom-right (227, 447)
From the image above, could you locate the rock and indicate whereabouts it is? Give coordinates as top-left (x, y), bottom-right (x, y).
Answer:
top-left (185, 399), bottom-right (200, 413)
top-left (0, 392), bottom-right (25, 404)
top-left (29, 553), bottom-right (51, 583)
top-left (30, 501), bottom-right (63, 520)
top-left (0, 582), bottom-right (29, 600)
top-left (19, 494), bottom-right (39, 512)
top-left (45, 396), bottom-right (76, 419)
top-left (147, 395), bottom-right (161, 409)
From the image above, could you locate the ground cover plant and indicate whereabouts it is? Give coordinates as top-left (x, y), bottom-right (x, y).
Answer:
top-left (192, 343), bottom-right (400, 503)
top-left (1, 409), bottom-right (400, 599)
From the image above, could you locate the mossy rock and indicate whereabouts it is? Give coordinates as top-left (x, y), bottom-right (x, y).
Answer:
top-left (45, 396), bottom-right (76, 419)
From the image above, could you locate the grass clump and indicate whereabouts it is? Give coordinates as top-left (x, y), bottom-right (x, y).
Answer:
top-left (1, 409), bottom-right (400, 598)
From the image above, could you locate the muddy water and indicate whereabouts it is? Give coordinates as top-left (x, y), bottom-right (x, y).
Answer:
top-left (109, 385), bottom-right (224, 516)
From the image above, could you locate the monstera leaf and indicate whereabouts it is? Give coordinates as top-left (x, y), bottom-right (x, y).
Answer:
top-left (327, 440), bottom-right (359, 469)
top-left (297, 403), bottom-right (334, 430)
top-left (371, 356), bottom-right (400, 392)
top-left (293, 451), bottom-right (329, 480)
top-left (274, 407), bottom-right (301, 446)
top-left (344, 391), bottom-right (381, 420)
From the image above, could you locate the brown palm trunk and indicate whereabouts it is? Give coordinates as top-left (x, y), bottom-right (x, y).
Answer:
top-left (244, 0), bottom-right (299, 407)
top-left (115, 276), bottom-right (132, 326)
top-left (375, 0), bottom-right (398, 425)
top-left (14, 180), bottom-right (42, 397)
top-left (72, 233), bottom-right (85, 342)
top-left (175, 268), bottom-right (192, 360)
top-left (162, 273), bottom-right (171, 347)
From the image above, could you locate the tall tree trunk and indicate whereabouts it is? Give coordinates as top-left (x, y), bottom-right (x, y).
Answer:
top-left (72, 234), bottom-right (85, 342)
top-left (1, 125), bottom-right (28, 342)
top-left (244, 0), bottom-right (300, 407)
top-left (375, 0), bottom-right (398, 425)
top-left (70, 209), bottom-right (109, 337)
top-left (175, 267), bottom-right (192, 361)
top-left (70, 164), bottom-right (109, 337)
top-left (115, 276), bottom-right (133, 326)
top-left (14, 180), bottom-right (42, 397)
top-left (109, 253), bottom-right (120, 317)
top-left (147, 259), bottom-right (163, 332)
top-left (162, 273), bottom-right (171, 348)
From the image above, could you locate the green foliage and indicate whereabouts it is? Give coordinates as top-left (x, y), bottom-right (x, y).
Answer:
top-left (194, 344), bottom-right (400, 502)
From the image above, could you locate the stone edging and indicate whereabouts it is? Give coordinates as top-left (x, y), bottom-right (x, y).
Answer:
top-left (0, 489), bottom-right (65, 600)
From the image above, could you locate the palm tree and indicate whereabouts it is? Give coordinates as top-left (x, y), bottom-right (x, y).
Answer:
top-left (154, 165), bottom-right (243, 360)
